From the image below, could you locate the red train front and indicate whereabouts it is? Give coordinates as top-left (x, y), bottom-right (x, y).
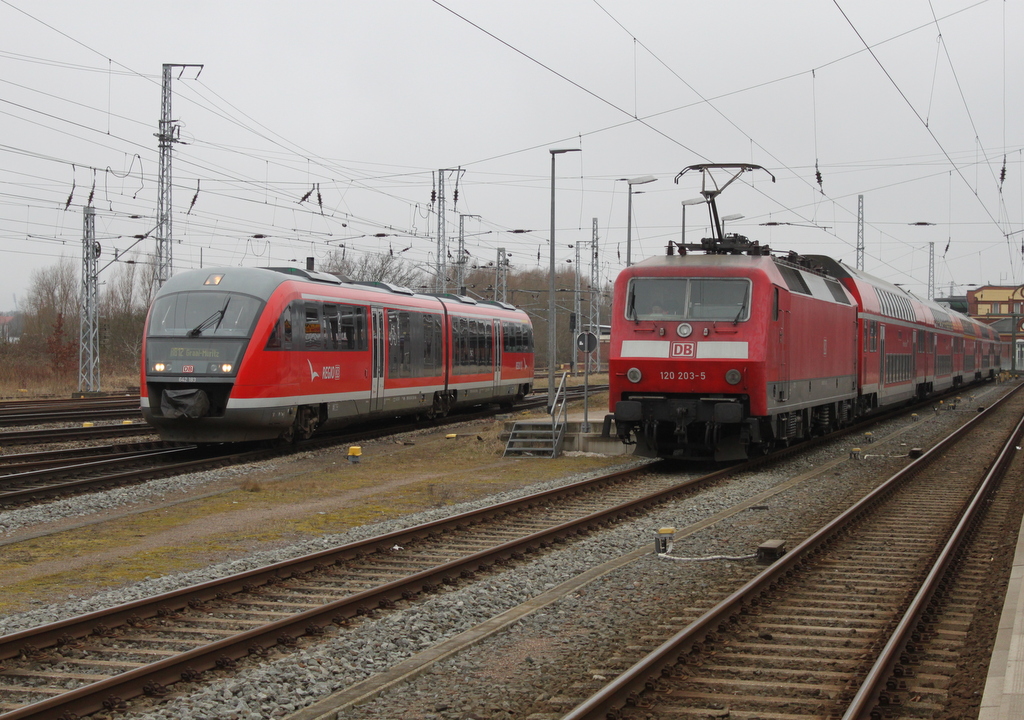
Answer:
top-left (609, 237), bottom-right (859, 461)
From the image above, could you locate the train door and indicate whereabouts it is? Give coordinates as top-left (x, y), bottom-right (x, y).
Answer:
top-left (912, 330), bottom-right (918, 383)
top-left (492, 319), bottom-right (502, 391)
top-left (370, 307), bottom-right (385, 413)
top-left (776, 287), bottom-right (790, 401)
top-left (879, 324), bottom-right (887, 389)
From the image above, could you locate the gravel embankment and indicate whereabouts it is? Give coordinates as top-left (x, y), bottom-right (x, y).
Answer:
top-left (0, 384), bottom-right (1008, 720)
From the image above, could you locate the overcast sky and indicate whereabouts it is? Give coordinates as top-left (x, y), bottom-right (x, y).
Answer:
top-left (1, 0), bottom-right (1021, 311)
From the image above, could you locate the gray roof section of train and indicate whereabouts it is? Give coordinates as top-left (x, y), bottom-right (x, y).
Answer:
top-left (155, 267), bottom-right (528, 317)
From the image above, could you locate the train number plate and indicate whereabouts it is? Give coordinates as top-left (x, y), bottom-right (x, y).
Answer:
top-left (182, 365), bottom-right (194, 373)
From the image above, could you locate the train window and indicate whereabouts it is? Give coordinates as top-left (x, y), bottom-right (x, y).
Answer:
top-left (776, 265), bottom-right (811, 295)
top-left (421, 313), bottom-right (443, 375)
top-left (149, 290), bottom-right (263, 338)
top-left (865, 321), bottom-right (878, 352)
top-left (265, 303), bottom-right (295, 351)
top-left (322, 303), bottom-right (368, 351)
top-left (451, 316), bottom-right (494, 373)
top-left (503, 320), bottom-right (533, 353)
top-left (688, 279), bottom-right (750, 321)
top-left (303, 303), bottom-right (323, 351)
top-left (387, 310), bottom-right (413, 378)
top-left (627, 278), bottom-right (750, 322)
top-left (823, 278), bottom-right (851, 304)
top-left (773, 287), bottom-right (780, 322)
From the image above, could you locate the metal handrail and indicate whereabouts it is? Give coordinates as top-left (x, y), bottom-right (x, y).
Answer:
top-left (550, 371), bottom-right (569, 456)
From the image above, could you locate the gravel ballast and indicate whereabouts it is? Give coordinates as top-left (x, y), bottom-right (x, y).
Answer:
top-left (0, 384), bottom-right (1010, 720)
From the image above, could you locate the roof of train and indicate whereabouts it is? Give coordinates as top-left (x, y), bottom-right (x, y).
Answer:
top-left (621, 250), bottom-right (998, 340)
top-left (154, 266), bottom-right (530, 320)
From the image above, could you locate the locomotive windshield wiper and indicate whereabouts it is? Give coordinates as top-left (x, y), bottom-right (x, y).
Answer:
top-left (733, 291), bottom-right (747, 325)
top-left (188, 298), bottom-right (231, 337)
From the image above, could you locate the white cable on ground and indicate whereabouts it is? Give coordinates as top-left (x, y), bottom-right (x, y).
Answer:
top-left (657, 544), bottom-right (756, 562)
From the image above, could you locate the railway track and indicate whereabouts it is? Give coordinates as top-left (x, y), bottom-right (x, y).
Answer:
top-left (0, 455), bottom-right (699, 719)
top-left (0, 397), bottom-right (141, 428)
top-left (0, 422), bottom-right (155, 447)
top-left (0, 383), bottom-right (1015, 719)
top-left (0, 386), bottom-right (599, 508)
top-left (563, 383), bottom-right (1024, 719)
top-left (0, 393), bottom-right (573, 507)
top-left (0, 384), bottom-right (992, 720)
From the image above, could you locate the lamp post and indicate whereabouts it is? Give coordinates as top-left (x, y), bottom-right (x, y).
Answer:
top-left (680, 197), bottom-right (703, 246)
top-left (619, 175), bottom-right (656, 267)
top-left (549, 148), bottom-right (581, 409)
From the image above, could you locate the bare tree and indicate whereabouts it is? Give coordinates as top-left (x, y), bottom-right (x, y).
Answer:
top-left (21, 257), bottom-right (79, 378)
top-left (101, 257), bottom-right (148, 371)
top-left (321, 250), bottom-right (428, 289)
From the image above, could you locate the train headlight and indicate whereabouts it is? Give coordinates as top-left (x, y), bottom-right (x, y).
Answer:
top-left (221, 363), bottom-right (233, 373)
top-left (725, 369), bottom-right (742, 385)
top-left (153, 362), bottom-right (166, 372)
top-left (676, 322), bottom-right (693, 338)
top-left (626, 367), bottom-right (642, 383)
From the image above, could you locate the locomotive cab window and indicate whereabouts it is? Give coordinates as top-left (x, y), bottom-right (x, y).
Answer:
top-left (626, 277), bottom-right (750, 322)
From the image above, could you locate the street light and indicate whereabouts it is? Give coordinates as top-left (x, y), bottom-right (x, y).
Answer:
top-left (618, 175), bottom-right (656, 267)
top-left (680, 197), bottom-right (704, 246)
top-left (549, 148), bottom-right (581, 409)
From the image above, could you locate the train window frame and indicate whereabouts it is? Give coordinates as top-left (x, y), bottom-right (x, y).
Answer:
top-left (149, 290), bottom-right (264, 339)
top-left (626, 277), bottom-right (751, 322)
top-left (265, 300), bottom-right (368, 352)
top-left (303, 302), bottom-right (324, 351)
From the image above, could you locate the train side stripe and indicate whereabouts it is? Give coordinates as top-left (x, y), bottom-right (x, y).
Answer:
top-left (697, 342), bottom-right (749, 359)
top-left (620, 340), bottom-right (749, 359)
top-left (620, 340), bottom-right (669, 358)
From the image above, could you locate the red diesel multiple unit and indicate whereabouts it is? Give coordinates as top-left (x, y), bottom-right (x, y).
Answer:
top-left (141, 266), bottom-right (534, 443)
top-left (610, 164), bottom-right (1009, 461)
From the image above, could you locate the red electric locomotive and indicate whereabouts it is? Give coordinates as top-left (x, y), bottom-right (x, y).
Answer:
top-left (141, 266), bottom-right (534, 443)
top-left (609, 164), bottom-right (1008, 461)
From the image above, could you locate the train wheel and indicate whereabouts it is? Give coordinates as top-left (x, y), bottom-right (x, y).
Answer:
top-left (294, 406), bottom-right (320, 440)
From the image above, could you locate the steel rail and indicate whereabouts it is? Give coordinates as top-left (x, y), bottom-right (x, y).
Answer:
top-left (0, 446), bottom-right (265, 506)
top-left (842, 404), bottom-right (1024, 718)
top-left (561, 382), bottom-right (1023, 720)
top-left (0, 461), bottom-right (746, 719)
top-left (0, 423), bottom-right (153, 446)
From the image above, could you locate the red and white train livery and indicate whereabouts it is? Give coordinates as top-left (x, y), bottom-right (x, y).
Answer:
top-left (610, 165), bottom-right (1008, 461)
top-left (141, 266), bottom-right (534, 443)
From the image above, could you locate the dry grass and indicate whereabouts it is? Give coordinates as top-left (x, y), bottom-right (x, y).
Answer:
top-left (0, 402), bottom-right (629, 613)
top-left (0, 368), bottom-right (140, 399)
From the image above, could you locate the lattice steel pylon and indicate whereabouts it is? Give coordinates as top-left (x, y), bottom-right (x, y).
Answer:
top-left (856, 194), bottom-right (865, 271)
top-left (155, 63), bottom-right (202, 288)
top-left (495, 247), bottom-right (508, 303)
top-left (588, 218), bottom-right (601, 373)
top-left (434, 170), bottom-right (446, 293)
top-left (928, 242), bottom-right (935, 300)
top-left (79, 205), bottom-right (100, 392)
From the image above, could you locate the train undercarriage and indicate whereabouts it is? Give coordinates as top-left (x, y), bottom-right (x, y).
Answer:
top-left (614, 395), bottom-right (858, 462)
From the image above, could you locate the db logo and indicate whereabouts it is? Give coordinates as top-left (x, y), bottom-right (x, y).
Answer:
top-left (670, 342), bottom-right (696, 358)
